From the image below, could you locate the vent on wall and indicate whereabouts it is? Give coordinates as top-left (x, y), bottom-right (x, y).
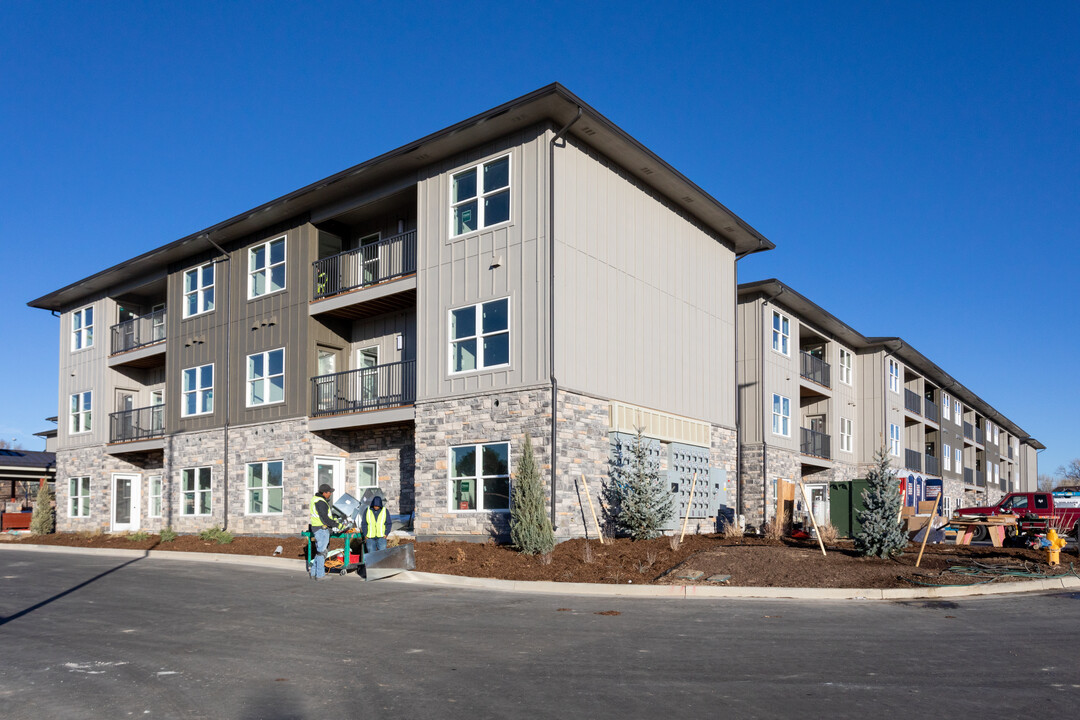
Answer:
top-left (609, 401), bottom-right (711, 447)
top-left (579, 126), bottom-right (597, 136)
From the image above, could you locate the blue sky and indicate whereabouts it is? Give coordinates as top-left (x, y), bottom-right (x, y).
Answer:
top-left (1, 1), bottom-right (1076, 475)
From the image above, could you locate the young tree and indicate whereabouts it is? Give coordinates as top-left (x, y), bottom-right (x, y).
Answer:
top-left (854, 449), bottom-right (907, 558)
top-left (603, 429), bottom-right (673, 540)
top-left (510, 433), bottom-right (554, 555)
top-left (30, 481), bottom-right (55, 535)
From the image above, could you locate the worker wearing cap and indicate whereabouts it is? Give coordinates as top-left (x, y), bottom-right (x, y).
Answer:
top-left (308, 483), bottom-right (344, 580)
top-left (361, 496), bottom-right (390, 553)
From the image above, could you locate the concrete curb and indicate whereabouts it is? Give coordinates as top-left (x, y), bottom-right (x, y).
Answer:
top-left (4, 543), bottom-right (1078, 599)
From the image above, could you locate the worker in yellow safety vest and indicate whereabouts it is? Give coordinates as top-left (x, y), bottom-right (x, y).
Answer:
top-left (361, 496), bottom-right (390, 553)
top-left (308, 483), bottom-right (345, 580)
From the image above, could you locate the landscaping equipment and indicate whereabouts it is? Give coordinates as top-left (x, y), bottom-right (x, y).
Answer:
top-left (302, 490), bottom-right (415, 580)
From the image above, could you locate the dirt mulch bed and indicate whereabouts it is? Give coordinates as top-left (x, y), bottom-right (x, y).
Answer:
top-left (6, 531), bottom-right (1078, 589)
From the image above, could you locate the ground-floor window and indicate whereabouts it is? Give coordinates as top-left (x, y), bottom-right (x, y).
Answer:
top-left (181, 467), bottom-right (212, 516)
top-left (449, 441), bottom-right (510, 511)
top-left (246, 461), bottom-right (283, 514)
top-left (148, 475), bottom-right (163, 518)
top-left (69, 476), bottom-right (90, 517)
top-left (356, 460), bottom-right (379, 494)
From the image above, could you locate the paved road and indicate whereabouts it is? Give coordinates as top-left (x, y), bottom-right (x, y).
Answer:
top-left (1, 550), bottom-right (1079, 719)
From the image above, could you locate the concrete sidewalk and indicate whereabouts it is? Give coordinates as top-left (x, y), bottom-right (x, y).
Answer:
top-left (3, 541), bottom-right (1078, 599)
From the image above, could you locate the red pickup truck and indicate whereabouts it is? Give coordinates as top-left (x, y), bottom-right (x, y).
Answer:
top-left (953, 491), bottom-right (1080, 541)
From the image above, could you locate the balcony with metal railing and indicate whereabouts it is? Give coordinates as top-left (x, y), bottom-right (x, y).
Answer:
top-left (800, 427), bottom-right (831, 460)
top-left (310, 230), bottom-right (417, 318)
top-left (925, 453), bottom-right (939, 476)
top-left (799, 352), bottom-right (831, 388)
top-left (108, 309), bottom-right (167, 368)
top-left (964, 467), bottom-right (973, 484)
top-left (309, 359), bottom-right (416, 430)
top-left (1008, 446), bottom-right (1014, 460)
top-left (904, 389), bottom-right (922, 416)
top-left (107, 404), bottom-right (166, 453)
top-left (924, 398), bottom-right (938, 424)
top-left (905, 448), bottom-right (922, 472)
top-left (963, 422), bottom-right (973, 441)
top-left (976, 427), bottom-right (985, 446)
top-left (976, 470), bottom-right (986, 487)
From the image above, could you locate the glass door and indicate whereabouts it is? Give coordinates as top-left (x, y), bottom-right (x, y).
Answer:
top-left (111, 473), bottom-right (141, 532)
top-left (357, 346), bottom-right (379, 406)
top-left (316, 349), bottom-right (337, 412)
top-left (314, 457), bottom-right (346, 504)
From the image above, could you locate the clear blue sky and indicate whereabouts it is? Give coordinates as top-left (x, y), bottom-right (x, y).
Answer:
top-left (2, 1), bottom-right (1076, 475)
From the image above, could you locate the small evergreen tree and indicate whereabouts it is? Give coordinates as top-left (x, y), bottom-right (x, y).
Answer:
top-left (854, 449), bottom-right (908, 558)
top-left (603, 429), bottom-right (673, 540)
top-left (30, 481), bottom-right (55, 535)
top-left (510, 434), bottom-right (554, 555)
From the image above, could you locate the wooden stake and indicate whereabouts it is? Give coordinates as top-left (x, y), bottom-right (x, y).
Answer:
top-left (678, 472), bottom-right (699, 544)
top-left (580, 474), bottom-right (604, 544)
top-left (915, 492), bottom-right (944, 568)
top-left (796, 478), bottom-right (827, 556)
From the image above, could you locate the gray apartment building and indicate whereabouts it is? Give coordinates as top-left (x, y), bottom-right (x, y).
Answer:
top-left (29, 84), bottom-right (773, 540)
top-left (736, 279), bottom-right (1043, 531)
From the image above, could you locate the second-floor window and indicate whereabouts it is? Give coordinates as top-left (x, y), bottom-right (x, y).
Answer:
top-left (955, 447), bottom-right (962, 470)
top-left (954, 399), bottom-right (962, 422)
top-left (942, 393), bottom-right (951, 421)
top-left (450, 298), bottom-right (510, 373)
top-left (72, 306), bottom-right (93, 350)
top-left (249, 236), bottom-right (286, 298)
top-left (839, 417), bottom-right (852, 453)
top-left (889, 423), bottom-right (900, 456)
top-left (888, 359), bottom-right (900, 393)
top-left (247, 461), bottom-right (283, 514)
top-left (772, 394), bottom-right (790, 437)
top-left (181, 467), bottom-right (212, 515)
top-left (184, 262), bottom-right (215, 317)
top-left (247, 349), bottom-right (285, 407)
top-left (771, 311), bottom-right (790, 355)
top-left (182, 364), bottom-right (214, 417)
top-left (451, 155), bottom-right (511, 237)
top-left (839, 348), bottom-right (852, 385)
top-left (70, 391), bottom-right (92, 434)
top-left (944, 443), bottom-right (952, 471)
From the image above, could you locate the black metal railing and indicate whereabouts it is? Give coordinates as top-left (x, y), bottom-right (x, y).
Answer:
top-left (800, 427), bottom-right (831, 459)
top-left (799, 352), bottom-right (831, 388)
top-left (925, 453), bottom-right (939, 476)
top-left (109, 404), bottom-right (166, 443)
top-left (1008, 446), bottom-right (1014, 459)
top-left (110, 309), bottom-right (166, 354)
top-left (976, 470), bottom-right (986, 487)
top-left (976, 427), bottom-right (985, 445)
top-left (904, 389), bottom-right (921, 415)
top-left (924, 398), bottom-right (938, 423)
top-left (905, 448), bottom-right (922, 472)
top-left (963, 422), bottom-right (973, 440)
top-left (964, 467), bottom-right (973, 484)
top-left (310, 359), bottom-right (416, 417)
top-left (312, 230), bottom-right (417, 300)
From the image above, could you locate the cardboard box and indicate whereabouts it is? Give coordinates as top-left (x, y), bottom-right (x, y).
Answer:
top-left (918, 500), bottom-right (938, 514)
top-left (901, 506), bottom-right (916, 517)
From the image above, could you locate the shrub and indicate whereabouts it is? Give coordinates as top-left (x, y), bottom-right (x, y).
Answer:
top-left (855, 449), bottom-right (907, 558)
top-left (720, 518), bottom-right (743, 540)
top-left (29, 482), bottom-right (55, 535)
top-left (129, 531), bottom-right (151, 541)
top-left (816, 523), bottom-right (839, 545)
top-left (763, 519), bottom-right (784, 541)
top-left (603, 429), bottom-right (673, 540)
top-left (198, 526), bottom-right (234, 544)
top-left (510, 433), bottom-right (555, 555)
top-left (160, 527), bottom-right (178, 543)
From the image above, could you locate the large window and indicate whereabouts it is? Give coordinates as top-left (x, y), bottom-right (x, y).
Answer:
top-left (839, 348), bottom-right (853, 385)
top-left (954, 399), bottom-right (962, 422)
top-left (955, 447), bottom-right (962, 471)
top-left (451, 155), bottom-right (510, 236)
top-left (247, 349), bottom-right (284, 407)
top-left (889, 423), bottom-right (901, 456)
top-left (944, 444), bottom-right (952, 472)
top-left (182, 364), bottom-right (214, 416)
top-left (772, 394), bottom-right (790, 437)
top-left (181, 467), bottom-right (212, 516)
top-left (449, 442), bottom-right (510, 512)
top-left (942, 393), bottom-right (951, 421)
top-left (249, 236), bottom-right (286, 298)
top-left (148, 475), bottom-right (163, 518)
top-left (450, 298), bottom-right (510, 373)
top-left (247, 461), bottom-right (283, 514)
top-left (183, 262), bottom-right (215, 317)
top-left (70, 391), bottom-right (92, 434)
top-left (72, 306), bottom-right (94, 350)
top-left (69, 476), bottom-right (90, 517)
top-left (771, 311), bottom-right (790, 355)
top-left (888, 358), bottom-right (900, 393)
top-left (839, 417), bottom-right (852, 453)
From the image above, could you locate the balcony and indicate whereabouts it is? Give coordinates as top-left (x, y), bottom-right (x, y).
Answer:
top-left (799, 352), bottom-right (831, 388)
top-left (309, 360), bottom-right (416, 431)
top-left (904, 389), bottom-right (922, 415)
top-left (964, 467), bottom-right (973, 484)
top-left (310, 230), bottom-right (417, 319)
top-left (108, 309), bottom-right (166, 368)
top-left (976, 470), bottom-right (986, 487)
top-left (800, 427), bottom-right (831, 460)
top-left (1008, 446), bottom-right (1014, 460)
top-left (976, 427), bottom-right (985, 445)
top-left (924, 398), bottom-right (938, 424)
top-left (905, 448), bottom-right (922, 472)
top-left (108, 405), bottom-right (165, 453)
top-left (925, 453), bottom-right (939, 476)
top-left (963, 422), bottom-right (973, 441)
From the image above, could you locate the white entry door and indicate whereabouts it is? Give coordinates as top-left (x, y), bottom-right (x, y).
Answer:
top-left (112, 473), bottom-right (141, 532)
top-left (314, 457), bottom-right (346, 504)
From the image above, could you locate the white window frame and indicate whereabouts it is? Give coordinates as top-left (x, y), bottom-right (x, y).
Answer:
top-left (955, 447), bottom-right (962, 471)
top-left (839, 417), bottom-right (852, 453)
top-left (181, 467), bottom-right (212, 516)
top-left (889, 423), bottom-right (901, 456)
top-left (69, 476), bottom-right (91, 518)
top-left (356, 459), bottom-right (379, 494)
top-left (448, 297), bottom-right (511, 374)
top-left (450, 154), bottom-right (512, 238)
top-left (771, 311), bottom-right (790, 356)
top-left (248, 235), bottom-right (287, 299)
top-left (181, 363), bottom-right (214, 417)
top-left (246, 348), bottom-right (285, 407)
top-left (771, 394), bottom-right (791, 437)
top-left (888, 359), bottom-right (900, 394)
top-left (246, 460), bottom-right (284, 515)
top-left (70, 391), bottom-right (92, 434)
top-left (448, 441), bottom-right (511, 513)
top-left (944, 444), bottom-right (952, 472)
top-left (183, 262), bottom-right (215, 318)
top-left (954, 399), bottom-right (962, 422)
top-left (838, 348), bottom-right (853, 385)
top-left (71, 306), bottom-right (94, 351)
top-left (148, 475), bottom-right (163, 518)
top-left (942, 393), bottom-right (951, 421)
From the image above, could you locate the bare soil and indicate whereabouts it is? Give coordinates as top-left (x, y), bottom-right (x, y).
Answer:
top-left (6, 531), bottom-right (1077, 589)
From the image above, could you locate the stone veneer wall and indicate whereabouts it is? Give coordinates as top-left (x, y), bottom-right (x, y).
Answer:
top-left (55, 446), bottom-right (165, 533)
top-left (738, 443), bottom-right (802, 531)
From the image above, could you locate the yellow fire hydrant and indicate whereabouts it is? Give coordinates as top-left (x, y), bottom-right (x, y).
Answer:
top-left (1047, 529), bottom-right (1067, 566)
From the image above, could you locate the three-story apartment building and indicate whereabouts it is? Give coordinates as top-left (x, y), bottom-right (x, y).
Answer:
top-left (30, 84), bottom-right (773, 540)
top-left (737, 279), bottom-right (1042, 531)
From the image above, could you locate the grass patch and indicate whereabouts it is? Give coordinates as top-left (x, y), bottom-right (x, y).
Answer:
top-left (129, 531), bottom-right (151, 541)
top-left (160, 527), bottom-right (178, 543)
top-left (198, 526), bottom-right (234, 544)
